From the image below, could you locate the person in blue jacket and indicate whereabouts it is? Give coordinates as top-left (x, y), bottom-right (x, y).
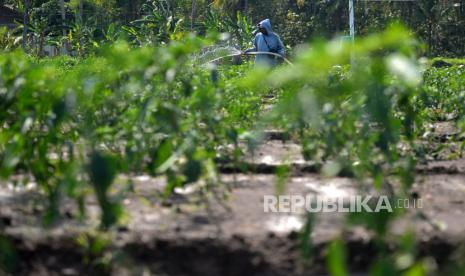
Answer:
top-left (244, 19), bottom-right (285, 67)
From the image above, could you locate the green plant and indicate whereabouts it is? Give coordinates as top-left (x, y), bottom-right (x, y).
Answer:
top-left (418, 65), bottom-right (465, 121)
top-left (0, 33), bottom-right (258, 227)
top-left (254, 25), bottom-right (420, 190)
top-left (0, 27), bottom-right (21, 51)
top-left (204, 9), bottom-right (253, 49)
top-left (242, 25), bottom-right (430, 274)
top-left (68, 18), bottom-right (96, 56)
top-left (1, 19), bottom-right (465, 274)
top-left (0, 235), bottom-right (18, 274)
top-left (122, 0), bottom-right (184, 46)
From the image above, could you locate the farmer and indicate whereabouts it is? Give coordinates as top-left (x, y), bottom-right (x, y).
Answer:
top-left (244, 19), bottom-right (285, 67)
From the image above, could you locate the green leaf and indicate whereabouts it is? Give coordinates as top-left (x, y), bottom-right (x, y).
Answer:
top-left (88, 151), bottom-right (120, 228)
top-left (182, 158), bottom-right (202, 184)
top-left (0, 235), bottom-right (17, 274)
top-left (326, 239), bottom-right (348, 276)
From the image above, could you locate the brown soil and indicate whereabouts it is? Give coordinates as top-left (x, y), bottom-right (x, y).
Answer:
top-left (1, 122), bottom-right (465, 275)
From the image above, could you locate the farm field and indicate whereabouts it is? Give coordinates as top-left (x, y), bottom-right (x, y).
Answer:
top-left (2, 30), bottom-right (465, 275)
top-left (3, 134), bottom-right (465, 275)
top-left (1, 1), bottom-right (465, 275)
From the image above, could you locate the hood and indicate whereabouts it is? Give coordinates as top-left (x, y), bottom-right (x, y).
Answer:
top-left (258, 19), bottom-right (273, 34)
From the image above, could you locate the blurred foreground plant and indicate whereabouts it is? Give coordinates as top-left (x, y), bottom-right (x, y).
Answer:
top-left (244, 25), bottom-right (432, 275)
top-left (0, 34), bottom-right (253, 228)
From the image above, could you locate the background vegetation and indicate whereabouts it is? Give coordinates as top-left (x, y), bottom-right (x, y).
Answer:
top-left (0, 0), bottom-right (464, 56)
top-left (0, 0), bottom-right (465, 275)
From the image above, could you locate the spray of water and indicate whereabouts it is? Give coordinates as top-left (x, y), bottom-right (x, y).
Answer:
top-left (194, 46), bottom-right (242, 65)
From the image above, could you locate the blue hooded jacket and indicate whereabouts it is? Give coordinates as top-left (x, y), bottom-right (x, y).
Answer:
top-left (247, 19), bottom-right (285, 67)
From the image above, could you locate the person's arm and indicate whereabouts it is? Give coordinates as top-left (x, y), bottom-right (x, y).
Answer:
top-left (276, 36), bottom-right (285, 57)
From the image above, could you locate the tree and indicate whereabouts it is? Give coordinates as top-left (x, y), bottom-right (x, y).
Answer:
top-left (22, 0), bottom-right (28, 51)
top-left (191, 0), bottom-right (197, 30)
top-left (79, 0), bottom-right (83, 20)
top-left (60, 0), bottom-right (67, 54)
